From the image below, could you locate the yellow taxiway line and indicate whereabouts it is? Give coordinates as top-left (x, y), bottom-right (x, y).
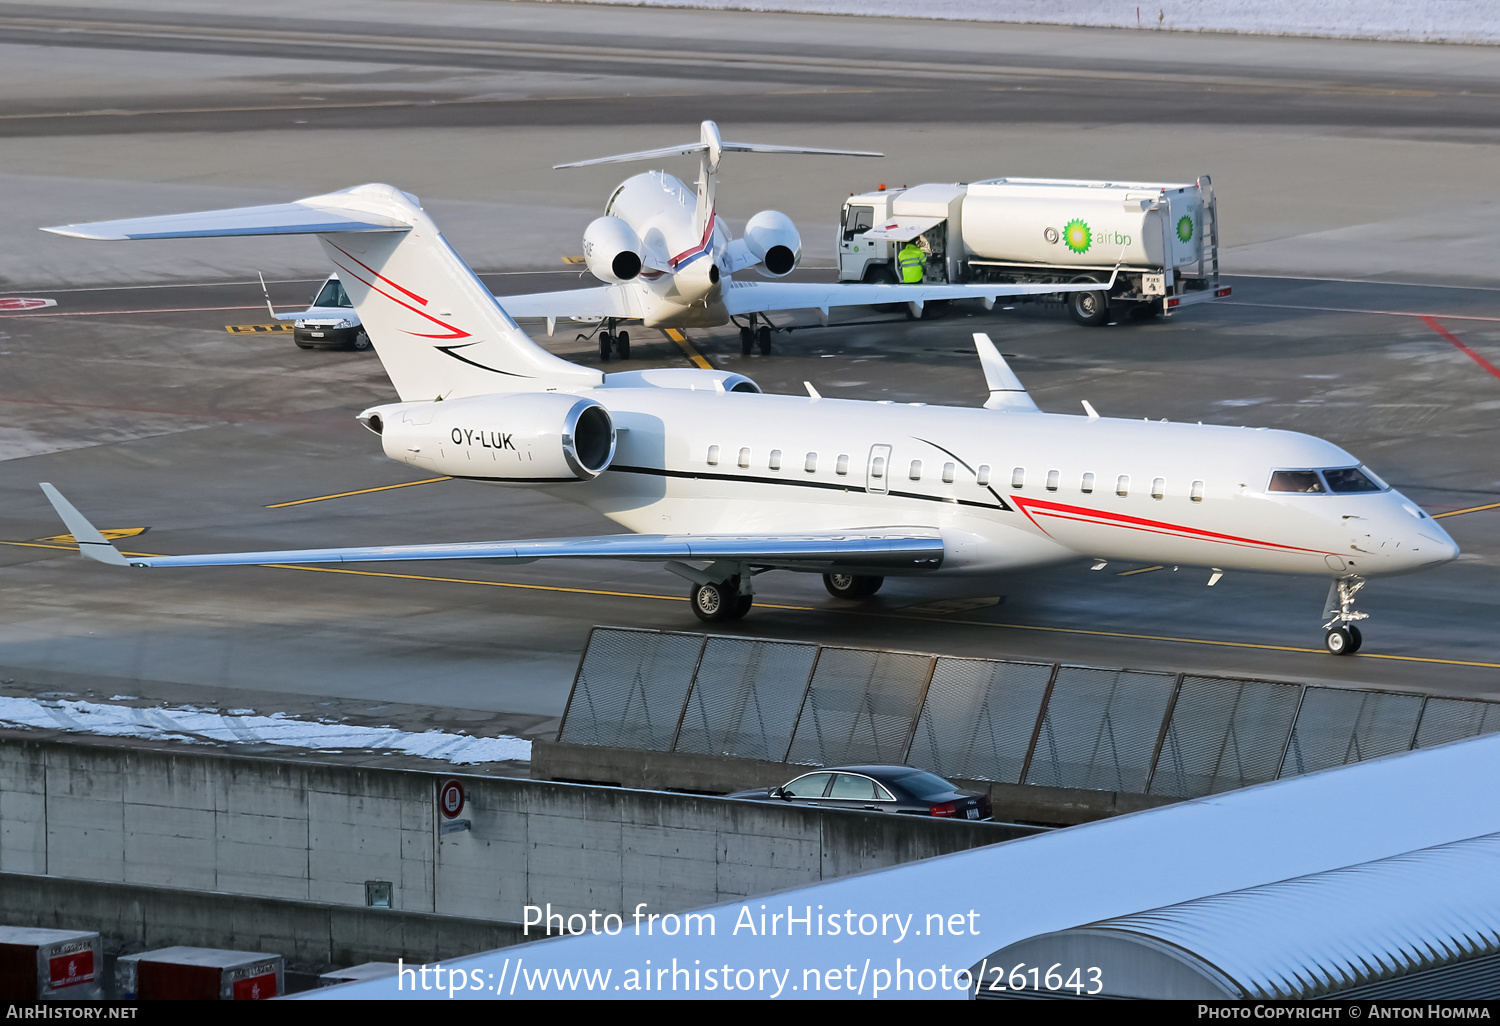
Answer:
top-left (664, 328), bottom-right (713, 370)
top-left (265, 477), bottom-right (451, 508)
top-left (1432, 502), bottom-right (1500, 520)
top-left (8, 536), bottom-right (1500, 669)
top-left (1116, 565), bottom-right (1164, 576)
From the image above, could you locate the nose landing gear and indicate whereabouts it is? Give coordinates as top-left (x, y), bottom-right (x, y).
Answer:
top-left (1322, 576), bottom-right (1367, 655)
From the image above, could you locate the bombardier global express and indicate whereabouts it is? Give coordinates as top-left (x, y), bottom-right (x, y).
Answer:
top-left (41, 182), bottom-right (1457, 655)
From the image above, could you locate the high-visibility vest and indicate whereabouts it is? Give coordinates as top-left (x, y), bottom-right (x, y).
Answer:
top-left (897, 243), bottom-right (926, 283)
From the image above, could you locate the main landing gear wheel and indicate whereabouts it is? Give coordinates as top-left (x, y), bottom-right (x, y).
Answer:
top-left (690, 579), bottom-right (753, 622)
top-left (599, 332), bottom-right (613, 362)
top-left (757, 326), bottom-right (772, 355)
top-left (823, 573), bottom-right (884, 600)
top-left (614, 331), bottom-right (630, 360)
top-left (1067, 278), bottom-right (1109, 327)
top-left (740, 326), bottom-right (754, 356)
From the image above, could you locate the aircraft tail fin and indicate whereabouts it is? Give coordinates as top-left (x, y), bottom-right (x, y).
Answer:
top-left (44, 185), bottom-right (601, 401)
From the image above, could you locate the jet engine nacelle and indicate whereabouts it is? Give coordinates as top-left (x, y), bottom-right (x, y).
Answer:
top-left (743, 210), bottom-right (802, 278)
top-left (581, 216), bottom-right (644, 283)
top-left (359, 392), bottom-right (616, 481)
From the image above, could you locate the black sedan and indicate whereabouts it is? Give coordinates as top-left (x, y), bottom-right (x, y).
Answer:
top-left (727, 765), bottom-right (992, 821)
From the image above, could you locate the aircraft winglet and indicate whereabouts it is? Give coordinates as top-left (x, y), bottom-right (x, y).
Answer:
top-left (974, 334), bottom-right (1040, 413)
top-left (39, 484), bottom-right (130, 566)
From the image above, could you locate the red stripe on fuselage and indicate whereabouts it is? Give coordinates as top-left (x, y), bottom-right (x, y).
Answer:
top-left (1010, 495), bottom-right (1331, 556)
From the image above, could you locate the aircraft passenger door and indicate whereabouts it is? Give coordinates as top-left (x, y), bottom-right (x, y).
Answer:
top-left (866, 444), bottom-right (892, 494)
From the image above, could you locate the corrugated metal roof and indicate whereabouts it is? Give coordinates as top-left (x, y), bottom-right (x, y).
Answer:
top-left (1086, 832), bottom-right (1500, 999)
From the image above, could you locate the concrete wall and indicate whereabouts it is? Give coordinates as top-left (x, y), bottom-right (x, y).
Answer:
top-left (533, 741), bottom-right (1179, 825)
top-left (0, 736), bottom-right (1028, 923)
top-left (0, 872), bottom-right (525, 972)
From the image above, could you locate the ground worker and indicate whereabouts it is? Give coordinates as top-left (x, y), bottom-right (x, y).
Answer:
top-left (897, 238), bottom-right (926, 283)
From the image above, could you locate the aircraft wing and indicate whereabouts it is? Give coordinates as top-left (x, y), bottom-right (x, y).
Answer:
top-left (493, 284), bottom-right (643, 323)
top-left (40, 484), bottom-right (944, 574)
top-left (722, 278), bottom-right (1108, 317)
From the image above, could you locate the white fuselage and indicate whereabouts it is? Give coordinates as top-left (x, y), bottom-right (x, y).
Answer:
top-left (605, 171), bottom-right (731, 326)
top-left (413, 387), bottom-right (1457, 580)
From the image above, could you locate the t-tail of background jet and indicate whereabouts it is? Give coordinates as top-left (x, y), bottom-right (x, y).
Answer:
top-left (43, 184), bottom-right (602, 402)
top-left (554, 120), bottom-right (881, 258)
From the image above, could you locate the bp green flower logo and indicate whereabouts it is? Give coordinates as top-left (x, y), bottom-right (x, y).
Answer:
top-left (1176, 215), bottom-right (1194, 243)
top-left (1062, 219), bottom-right (1091, 254)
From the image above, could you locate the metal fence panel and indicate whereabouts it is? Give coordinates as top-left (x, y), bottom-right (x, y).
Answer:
top-left (907, 658), bottom-right (1054, 784)
top-left (1280, 686), bottom-right (1425, 777)
top-left (557, 628), bottom-right (703, 750)
top-left (1148, 677), bottom-right (1302, 797)
top-left (784, 648), bottom-right (932, 766)
top-left (673, 637), bottom-right (819, 760)
top-left (1414, 697), bottom-right (1500, 749)
top-left (1023, 666), bottom-right (1178, 792)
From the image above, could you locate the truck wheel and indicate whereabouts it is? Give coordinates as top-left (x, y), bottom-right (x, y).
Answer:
top-left (1068, 283), bottom-right (1110, 327)
top-left (862, 265), bottom-right (898, 285)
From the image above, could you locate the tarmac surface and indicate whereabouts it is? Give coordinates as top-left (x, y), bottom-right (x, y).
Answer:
top-left (1, 1), bottom-right (1498, 744)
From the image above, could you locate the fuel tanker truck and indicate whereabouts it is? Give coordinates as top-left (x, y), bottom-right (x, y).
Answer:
top-left (837, 176), bottom-right (1229, 325)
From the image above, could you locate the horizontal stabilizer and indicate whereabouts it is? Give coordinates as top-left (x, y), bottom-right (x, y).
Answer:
top-left (42, 195), bottom-right (413, 241)
top-left (556, 141), bottom-right (880, 169)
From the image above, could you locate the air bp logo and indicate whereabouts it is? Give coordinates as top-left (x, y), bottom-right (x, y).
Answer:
top-left (1176, 215), bottom-right (1194, 243)
top-left (1062, 219), bottom-right (1091, 254)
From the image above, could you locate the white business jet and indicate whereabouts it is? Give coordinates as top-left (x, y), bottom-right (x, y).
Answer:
top-left (495, 121), bottom-right (1105, 359)
top-left (41, 183), bottom-right (1457, 655)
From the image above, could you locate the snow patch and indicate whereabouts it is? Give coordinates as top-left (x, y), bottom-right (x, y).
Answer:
top-left (0, 696), bottom-right (531, 764)
top-left (574, 1), bottom-right (1500, 45)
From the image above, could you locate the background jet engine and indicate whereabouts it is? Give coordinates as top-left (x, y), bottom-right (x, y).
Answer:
top-left (581, 216), bottom-right (644, 283)
top-left (743, 210), bottom-right (802, 278)
top-left (359, 393), bottom-right (616, 481)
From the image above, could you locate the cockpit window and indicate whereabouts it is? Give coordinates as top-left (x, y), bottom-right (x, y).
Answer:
top-left (313, 278), bottom-right (352, 308)
top-left (1269, 470), bottom-right (1324, 493)
top-left (1323, 467), bottom-right (1383, 493)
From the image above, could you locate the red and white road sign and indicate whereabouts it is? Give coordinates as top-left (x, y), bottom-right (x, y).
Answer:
top-left (0, 297), bottom-right (57, 311)
top-left (439, 779), bottom-right (465, 819)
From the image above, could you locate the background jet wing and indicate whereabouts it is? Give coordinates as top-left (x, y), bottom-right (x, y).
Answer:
top-left (722, 279), bottom-right (1105, 316)
top-left (494, 284), bottom-right (643, 322)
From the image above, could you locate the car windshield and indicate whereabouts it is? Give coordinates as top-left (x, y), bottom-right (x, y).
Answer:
top-left (313, 279), bottom-right (352, 308)
top-left (891, 769), bottom-right (957, 799)
top-left (781, 772), bottom-right (832, 798)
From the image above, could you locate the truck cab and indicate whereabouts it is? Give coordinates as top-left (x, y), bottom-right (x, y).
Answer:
top-left (838, 190), bottom-right (895, 282)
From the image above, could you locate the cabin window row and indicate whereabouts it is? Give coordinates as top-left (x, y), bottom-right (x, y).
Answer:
top-left (701, 447), bottom-right (1208, 501)
top-left (1009, 467), bottom-right (1205, 502)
